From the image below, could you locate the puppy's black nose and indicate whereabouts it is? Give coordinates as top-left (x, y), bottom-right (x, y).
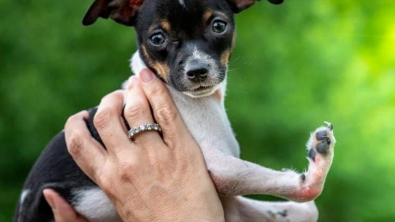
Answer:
top-left (186, 62), bottom-right (209, 82)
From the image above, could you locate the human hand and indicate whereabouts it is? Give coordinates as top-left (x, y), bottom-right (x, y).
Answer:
top-left (43, 189), bottom-right (88, 222)
top-left (60, 69), bottom-right (224, 222)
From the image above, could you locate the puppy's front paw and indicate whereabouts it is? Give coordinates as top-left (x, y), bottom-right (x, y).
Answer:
top-left (295, 122), bottom-right (336, 201)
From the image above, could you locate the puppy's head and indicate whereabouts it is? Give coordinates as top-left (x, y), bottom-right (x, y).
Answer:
top-left (83, 0), bottom-right (283, 98)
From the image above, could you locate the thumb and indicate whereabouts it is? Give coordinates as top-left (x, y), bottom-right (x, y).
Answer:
top-left (43, 189), bottom-right (89, 222)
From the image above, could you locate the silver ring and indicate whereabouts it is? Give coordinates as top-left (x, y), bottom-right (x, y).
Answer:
top-left (128, 123), bottom-right (162, 139)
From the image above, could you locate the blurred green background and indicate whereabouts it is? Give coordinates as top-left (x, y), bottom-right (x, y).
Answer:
top-left (1, 0), bottom-right (394, 221)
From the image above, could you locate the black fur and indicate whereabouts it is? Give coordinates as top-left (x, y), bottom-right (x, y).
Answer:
top-left (13, 108), bottom-right (100, 222)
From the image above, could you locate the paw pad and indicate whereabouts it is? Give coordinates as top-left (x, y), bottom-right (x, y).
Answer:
top-left (308, 148), bottom-right (317, 162)
top-left (317, 139), bottom-right (330, 154)
top-left (308, 122), bottom-right (334, 161)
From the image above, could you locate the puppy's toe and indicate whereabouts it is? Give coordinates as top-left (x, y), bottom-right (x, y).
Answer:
top-left (307, 122), bottom-right (336, 162)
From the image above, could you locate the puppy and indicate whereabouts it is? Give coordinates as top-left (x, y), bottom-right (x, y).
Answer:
top-left (14, 0), bottom-right (336, 221)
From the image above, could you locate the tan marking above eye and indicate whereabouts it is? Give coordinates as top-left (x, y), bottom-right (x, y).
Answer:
top-left (160, 20), bottom-right (171, 33)
top-left (203, 11), bottom-right (231, 29)
top-left (147, 20), bottom-right (171, 33)
top-left (203, 11), bottom-right (213, 24)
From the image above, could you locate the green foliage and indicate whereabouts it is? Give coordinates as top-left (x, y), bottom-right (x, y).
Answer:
top-left (1, 0), bottom-right (394, 221)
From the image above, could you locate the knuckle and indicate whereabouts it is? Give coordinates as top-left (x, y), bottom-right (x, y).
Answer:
top-left (94, 108), bottom-right (113, 130)
top-left (124, 104), bottom-right (145, 121)
top-left (162, 129), bottom-right (179, 148)
top-left (98, 174), bottom-right (112, 191)
top-left (118, 161), bottom-right (137, 182)
top-left (156, 105), bottom-right (177, 126)
top-left (64, 117), bottom-right (73, 130)
top-left (65, 114), bottom-right (79, 129)
top-left (112, 90), bottom-right (125, 101)
top-left (146, 80), bottom-right (167, 97)
top-left (67, 130), bottom-right (85, 158)
top-left (65, 111), bottom-right (89, 130)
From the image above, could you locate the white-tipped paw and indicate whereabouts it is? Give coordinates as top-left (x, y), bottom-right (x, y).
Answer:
top-left (306, 121), bottom-right (335, 163)
top-left (295, 122), bottom-right (336, 201)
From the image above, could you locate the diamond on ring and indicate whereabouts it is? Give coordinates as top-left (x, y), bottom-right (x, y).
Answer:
top-left (128, 123), bottom-right (162, 139)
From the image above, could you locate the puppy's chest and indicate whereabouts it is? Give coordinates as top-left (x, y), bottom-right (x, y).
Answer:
top-left (168, 87), bottom-right (240, 157)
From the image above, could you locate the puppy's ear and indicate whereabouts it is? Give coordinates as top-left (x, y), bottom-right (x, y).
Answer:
top-left (82, 0), bottom-right (144, 26)
top-left (227, 0), bottom-right (283, 13)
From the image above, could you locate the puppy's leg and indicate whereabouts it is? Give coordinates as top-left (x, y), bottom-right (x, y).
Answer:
top-left (222, 196), bottom-right (318, 222)
top-left (207, 123), bottom-right (335, 202)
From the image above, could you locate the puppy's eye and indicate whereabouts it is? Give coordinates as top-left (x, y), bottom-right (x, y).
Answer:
top-left (212, 20), bottom-right (227, 33)
top-left (149, 33), bottom-right (166, 46)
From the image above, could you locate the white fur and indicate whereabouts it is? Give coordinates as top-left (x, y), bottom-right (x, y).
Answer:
top-left (20, 189), bottom-right (30, 205)
top-left (186, 47), bottom-right (217, 71)
top-left (130, 52), bottom-right (148, 77)
top-left (178, 0), bottom-right (185, 7)
top-left (18, 189), bottom-right (30, 219)
top-left (73, 188), bottom-right (122, 222)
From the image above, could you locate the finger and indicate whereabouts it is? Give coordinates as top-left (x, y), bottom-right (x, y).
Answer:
top-left (65, 110), bottom-right (106, 181)
top-left (94, 90), bottom-right (133, 153)
top-left (43, 189), bottom-right (89, 222)
top-left (138, 69), bottom-right (191, 148)
top-left (124, 75), bottom-right (163, 147)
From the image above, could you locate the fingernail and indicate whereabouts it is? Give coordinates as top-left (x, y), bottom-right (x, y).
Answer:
top-left (43, 189), bottom-right (56, 210)
top-left (140, 69), bottom-right (154, 82)
top-left (130, 75), bottom-right (137, 82)
top-left (128, 75), bottom-right (137, 85)
top-left (126, 76), bottom-right (138, 89)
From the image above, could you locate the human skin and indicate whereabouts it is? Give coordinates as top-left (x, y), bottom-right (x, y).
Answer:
top-left (43, 69), bottom-right (225, 222)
